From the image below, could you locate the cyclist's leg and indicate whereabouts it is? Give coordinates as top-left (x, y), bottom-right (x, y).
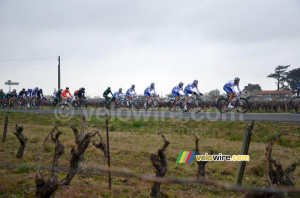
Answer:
top-left (173, 91), bottom-right (180, 105)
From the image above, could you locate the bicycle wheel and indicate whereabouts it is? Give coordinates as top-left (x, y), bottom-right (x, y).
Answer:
top-left (120, 100), bottom-right (129, 111)
top-left (151, 99), bottom-right (160, 111)
top-left (290, 97), bottom-right (300, 113)
top-left (133, 100), bottom-right (140, 111)
top-left (217, 98), bottom-right (229, 113)
top-left (236, 98), bottom-right (249, 113)
top-left (168, 99), bottom-right (176, 112)
top-left (191, 98), bottom-right (203, 113)
top-left (179, 100), bottom-right (189, 112)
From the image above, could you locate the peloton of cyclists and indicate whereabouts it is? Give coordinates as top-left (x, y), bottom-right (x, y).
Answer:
top-left (223, 77), bottom-right (241, 109)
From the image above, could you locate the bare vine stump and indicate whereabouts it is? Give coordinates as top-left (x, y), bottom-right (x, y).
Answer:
top-left (36, 131), bottom-right (64, 198)
top-left (12, 124), bottom-right (27, 158)
top-left (61, 130), bottom-right (96, 185)
top-left (93, 132), bottom-right (108, 157)
top-left (150, 134), bottom-right (170, 197)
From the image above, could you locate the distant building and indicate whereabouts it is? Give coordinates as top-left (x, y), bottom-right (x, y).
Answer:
top-left (243, 84), bottom-right (262, 97)
top-left (256, 90), bottom-right (293, 100)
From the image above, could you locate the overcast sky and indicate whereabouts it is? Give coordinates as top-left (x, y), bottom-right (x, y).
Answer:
top-left (0, 0), bottom-right (299, 97)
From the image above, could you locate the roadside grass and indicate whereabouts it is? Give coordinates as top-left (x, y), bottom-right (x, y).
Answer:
top-left (0, 112), bottom-right (299, 197)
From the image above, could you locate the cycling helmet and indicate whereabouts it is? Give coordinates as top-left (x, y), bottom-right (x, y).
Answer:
top-left (82, 87), bottom-right (85, 90)
top-left (235, 77), bottom-right (240, 81)
top-left (108, 87), bottom-right (111, 90)
top-left (119, 88), bottom-right (122, 91)
top-left (151, 83), bottom-right (155, 87)
top-left (66, 87), bottom-right (69, 89)
top-left (193, 80), bottom-right (198, 84)
top-left (13, 89), bottom-right (16, 92)
top-left (132, 84), bottom-right (135, 87)
top-left (22, 88), bottom-right (25, 91)
top-left (35, 87), bottom-right (39, 90)
top-left (0, 89), bottom-right (3, 92)
top-left (179, 82), bottom-right (184, 86)
top-left (39, 89), bottom-right (43, 92)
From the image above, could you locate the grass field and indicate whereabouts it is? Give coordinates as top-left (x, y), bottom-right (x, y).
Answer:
top-left (0, 112), bottom-right (299, 197)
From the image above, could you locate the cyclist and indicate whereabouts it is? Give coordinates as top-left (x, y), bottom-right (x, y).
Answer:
top-left (103, 87), bottom-right (114, 108)
top-left (223, 77), bottom-right (241, 109)
top-left (7, 89), bottom-right (18, 105)
top-left (0, 89), bottom-right (6, 102)
top-left (77, 87), bottom-right (86, 104)
top-left (184, 80), bottom-right (203, 111)
top-left (172, 82), bottom-right (184, 107)
top-left (18, 88), bottom-right (26, 104)
top-left (126, 84), bottom-right (137, 101)
top-left (61, 87), bottom-right (73, 104)
top-left (144, 83), bottom-right (157, 108)
top-left (26, 88), bottom-right (32, 98)
top-left (114, 88), bottom-right (123, 105)
top-left (54, 89), bottom-right (63, 106)
top-left (37, 89), bottom-right (44, 99)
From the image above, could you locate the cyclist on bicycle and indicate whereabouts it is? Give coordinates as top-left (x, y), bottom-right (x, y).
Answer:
top-left (61, 87), bottom-right (73, 103)
top-left (77, 87), bottom-right (86, 104)
top-left (0, 89), bottom-right (6, 100)
top-left (172, 82), bottom-right (184, 106)
top-left (223, 77), bottom-right (241, 109)
top-left (7, 89), bottom-right (18, 105)
top-left (37, 89), bottom-right (44, 99)
top-left (114, 88), bottom-right (123, 104)
top-left (184, 80), bottom-right (203, 111)
top-left (144, 83), bottom-right (157, 108)
top-left (126, 85), bottom-right (137, 100)
top-left (18, 88), bottom-right (26, 104)
top-left (54, 89), bottom-right (63, 106)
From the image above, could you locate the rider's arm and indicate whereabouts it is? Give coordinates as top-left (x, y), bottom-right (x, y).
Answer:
top-left (237, 84), bottom-right (241, 93)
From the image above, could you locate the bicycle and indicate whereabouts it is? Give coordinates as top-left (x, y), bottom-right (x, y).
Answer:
top-left (8, 97), bottom-right (19, 109)
top-left (59, 97), bottom-right (73, 110)
top-left (0, 98), bottom-right (9, 109)
top-left (144, 95), bottom-right (161, 111)
top-left (217, 92), bottom-right (249, 113)
top-left (119, 96), bottom-right (140, 111)
top-left (289, 96), bottom-right (300, 113)
top-left (73, 97), bottom-right (88, 110)
top-left (100, 97), bottom-right (115, 111)
top-left (168, 93), bottom-right (203, 113)
top-left (36, 97), bottom-right (47, 109)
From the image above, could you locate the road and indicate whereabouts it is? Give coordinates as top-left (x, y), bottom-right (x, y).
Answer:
top-left (1, 109), bottom-right (299, 122)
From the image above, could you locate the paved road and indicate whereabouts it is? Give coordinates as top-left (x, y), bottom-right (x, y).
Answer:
top-left (1, 109), bottom-right (299, 122)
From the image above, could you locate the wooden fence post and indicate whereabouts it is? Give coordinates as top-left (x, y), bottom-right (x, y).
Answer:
top-left (2, 113), bottom-right (9, 143)
top-left (106, 114), bottom-right (112, 190)
top-left (234, 120), bottom-right (254, 185)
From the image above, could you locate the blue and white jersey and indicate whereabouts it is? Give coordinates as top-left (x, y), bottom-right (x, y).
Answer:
top-left (224, 80), bottom-right (241, 94)
top-left (31, 88), bottom-right (38, 97)
top-left (144, 86), bottom-right (156, 95)
top-left (126, 87), bottom-right (137, 96)
top-left (172, 85), bottom-right (183, 94)
top-left (114, 91), bottom-right (123, 99)
top-left (184, 83), bottom-right (201, 94)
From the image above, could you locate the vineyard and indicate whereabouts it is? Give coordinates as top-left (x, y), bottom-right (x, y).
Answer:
top-left (0, 112), bottom-right (299, 197)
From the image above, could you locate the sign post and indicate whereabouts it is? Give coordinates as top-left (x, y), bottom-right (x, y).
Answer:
top-left (5, 80), bottom-right (19, 92)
